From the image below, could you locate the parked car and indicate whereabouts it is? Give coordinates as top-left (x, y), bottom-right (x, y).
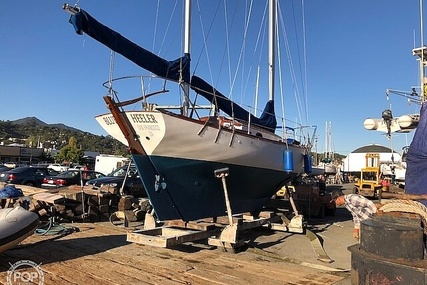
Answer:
top-left (32, 161), bottom-right (52, 168)
top-left (47, 163), bottom-right (70, 172)
top-left (85, 165), bottom-right (146, 196)
top-left (68, 165), bottom-right (85, 171)
top-left (0, 166), bottom-right (11, 176)
top-left (41, 170), bottom-right (106, 189)
top-left (0, 166), bottom-right (60, 187)
top-left (3, 161), bottom-right (28, 169)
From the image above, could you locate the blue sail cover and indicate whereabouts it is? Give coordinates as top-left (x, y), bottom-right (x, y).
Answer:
top-left (405, 102), bottom-right (427, 205)
top-left (68, 9), bottom-right (276, 131)
top-left (191, 76), bottom-right (277, 132)
top-left (69, 9), bottom-right (190, 83)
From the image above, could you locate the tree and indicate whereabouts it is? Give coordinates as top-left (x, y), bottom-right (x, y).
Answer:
top-left (54, 136), bottom-right (83, 164)
top-left (26, 135), bottom-right (38, 148)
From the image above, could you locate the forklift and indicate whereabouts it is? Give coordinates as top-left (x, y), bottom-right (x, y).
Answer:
top-left (353, 153), bottom-right (383, 197)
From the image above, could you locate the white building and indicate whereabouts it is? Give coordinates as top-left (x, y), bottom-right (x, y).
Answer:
top-left (341, 144), bottom-right (403, 173)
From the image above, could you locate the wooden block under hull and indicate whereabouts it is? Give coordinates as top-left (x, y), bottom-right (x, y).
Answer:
top-left (127, 226), bottom-right (220, 248)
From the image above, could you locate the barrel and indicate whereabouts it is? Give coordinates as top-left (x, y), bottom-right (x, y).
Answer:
top-left (360, 216), bottom-right (424, 260)
top-left (349, 215), bottom-right (427, 284)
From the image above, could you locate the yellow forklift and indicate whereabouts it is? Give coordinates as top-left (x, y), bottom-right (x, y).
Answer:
top-left (353, 153), bottom-right (383, 197)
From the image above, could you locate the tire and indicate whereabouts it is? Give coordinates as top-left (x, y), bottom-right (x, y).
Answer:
top-left (25, 181), bottom-right (35, 187)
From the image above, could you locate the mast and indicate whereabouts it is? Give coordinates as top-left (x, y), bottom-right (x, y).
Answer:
top-left (254, 65), bottom-right (260, 116)
top-left (323, 121), bottom-right (333, 163)
top-left (182, 0), bottom-right (191, 116)
top-left (414, 0), bottom-right (426, 103)
top-left (268, 0), bottom-right (276, 102)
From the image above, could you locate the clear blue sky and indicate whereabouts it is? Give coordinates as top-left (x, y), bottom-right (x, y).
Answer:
top-left (1, 1), bottom-right (424, 156)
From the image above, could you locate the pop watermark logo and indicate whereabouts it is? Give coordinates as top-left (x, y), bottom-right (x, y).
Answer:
top-left (6, 260), bottom-right (44, 285)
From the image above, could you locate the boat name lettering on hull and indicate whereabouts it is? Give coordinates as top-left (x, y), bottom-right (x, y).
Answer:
top-left (130, 113), bottom-right (158, 124)
top-left (136, 125), bottom-right (161, 131)
top-left (103, 115), bottom-right (116, 126)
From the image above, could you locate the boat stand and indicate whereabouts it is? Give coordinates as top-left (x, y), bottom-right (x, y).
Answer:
top-left (126, 210), bottom-right (304, 252)
top-left (127, 167), bottom-right (305, 252)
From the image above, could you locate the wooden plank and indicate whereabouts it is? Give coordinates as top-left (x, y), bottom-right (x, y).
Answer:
top-left (164, 219), bottom-right (218, 231)
top-left (58, 188), bottom-right (83, 201)
top-left (66, 185), bottom-right (111, 197)
top-left (127, 226), bottom-right (220, 247)
top-left (32, 193), bottom-right (65, 204)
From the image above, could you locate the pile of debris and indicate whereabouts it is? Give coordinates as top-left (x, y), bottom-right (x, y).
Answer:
top-left (28, 185), bottom-right (151, 224)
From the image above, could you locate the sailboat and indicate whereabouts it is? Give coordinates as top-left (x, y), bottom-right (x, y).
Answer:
top-left (63, 1), bottom-right (312, 222)
top-left (311, 121), bottom-right (336, 176)
top-left (320, 121), bottom-right (337, 175)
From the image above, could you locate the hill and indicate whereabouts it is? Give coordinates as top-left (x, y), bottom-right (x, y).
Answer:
top-left (12, 117), bottom-right (83, 133)
top-left (0, 117), bottom-right (128, 156)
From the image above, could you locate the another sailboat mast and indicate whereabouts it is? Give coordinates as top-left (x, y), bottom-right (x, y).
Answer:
top-left (268, 0), bottom-right (276, 102)
top-left (182, 0), bottom-right (191, 116)
top-left (413, 1), bottom-right (427, 104)
top-left (323, 121), bottom-right (333, 162)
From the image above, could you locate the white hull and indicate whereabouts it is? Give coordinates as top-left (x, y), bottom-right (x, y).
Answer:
top-left (96, 111), bottom-right (306, 173)
top-left (0, 206), bottom-right (39, 252)
top-left (314, 163), bottom-right (337, 175)
top-left (310, 166), bottom-right (325, 176)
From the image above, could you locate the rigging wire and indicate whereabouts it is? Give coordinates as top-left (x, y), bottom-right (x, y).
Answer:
top-left (226, 0), bottom-right (255, 103)
top-left (301, 0), bottom-right (309, 125)
top-left (184, 1), bottom-right (310, 141)
top-left (193, 0), bottom-right (218, 85)
top-left (276, 6), bottom-right (287, 140)
top-left (290, 0), bottom-right (308, 125)
top-left (277, 5), bottom-right (305, 131)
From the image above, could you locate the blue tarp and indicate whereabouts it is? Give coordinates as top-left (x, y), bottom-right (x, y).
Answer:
top-left (69, 9), bottom-right (190, 83)
top-left (405, 102), bottom-right (427, 205)
top-left (0, 185), bottom-right (24, 198)
top-left (190, 76), bottom-right (277, 132)
top-left (68, 9), bottom-right (277, 132)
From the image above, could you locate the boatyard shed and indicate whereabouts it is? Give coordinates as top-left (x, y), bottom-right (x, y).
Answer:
top-left (341, 144), bottom-right (402, 173)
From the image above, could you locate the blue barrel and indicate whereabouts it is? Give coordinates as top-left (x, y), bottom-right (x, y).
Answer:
top-left (304, 154), bottom-right (312, 173)
top-left (283, 150), bottom-right (294, 172)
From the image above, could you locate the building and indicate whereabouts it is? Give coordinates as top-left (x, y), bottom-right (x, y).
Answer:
top-left (0, 145), bottom-right (100, 166)
top-left (341, 144), bottom-right (403, 174)
top-left (0, 145), bottom-right (44, 164)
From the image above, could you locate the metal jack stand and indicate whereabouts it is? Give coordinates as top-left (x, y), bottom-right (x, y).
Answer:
top-left (208, 168), bottom-right (244, 252)
top-left (283, 187), bottom-right (305, 233)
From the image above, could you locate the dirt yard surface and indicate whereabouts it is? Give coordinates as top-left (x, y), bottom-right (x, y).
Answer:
top-left (0, 184), bottom-right (357, 285)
